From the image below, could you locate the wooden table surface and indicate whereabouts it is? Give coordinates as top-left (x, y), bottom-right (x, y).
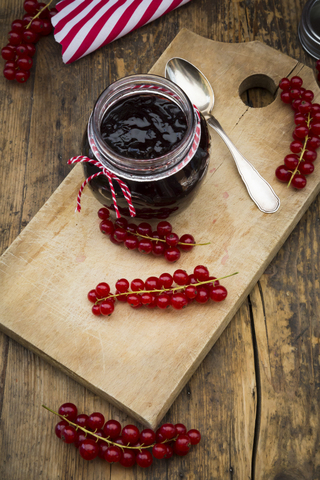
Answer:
top-left (1, 1), bottom-right (319, 479)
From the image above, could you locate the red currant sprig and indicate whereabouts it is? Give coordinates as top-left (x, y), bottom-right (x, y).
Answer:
top-left (277, 75), bottom-right (320, 189)
top-left (43, 403), bottom-right (201, 467)
top-left (97, 207), bottom-right (209, 262)
top-left (2, 0), bottom-right (57, 83)
top-left (88, 267), bottom-right (238, 317)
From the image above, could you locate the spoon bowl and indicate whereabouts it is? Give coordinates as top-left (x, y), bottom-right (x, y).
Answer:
top-left (165, 57), bottom-right (280, 214)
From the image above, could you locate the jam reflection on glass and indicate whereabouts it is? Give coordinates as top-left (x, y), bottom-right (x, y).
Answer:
top-left (83, 93), bottom-right (210, 220)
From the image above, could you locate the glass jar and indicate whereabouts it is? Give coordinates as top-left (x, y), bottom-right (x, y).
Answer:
top-left (82, 74), bottom-right (211, 220)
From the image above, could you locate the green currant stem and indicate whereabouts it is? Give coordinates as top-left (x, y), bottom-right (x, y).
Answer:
top-left (26, 0), bottom-right (54, 29)
top-left (126, 230), bottom-right (210, 247)
top-left (95, 271), bottom-right (239, 304)
top-left (42, 405), bottom-right (175, 451)
top-left (287, 112), bottom-right (311, 188)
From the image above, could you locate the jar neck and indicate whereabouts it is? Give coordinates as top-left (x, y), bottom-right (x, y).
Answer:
top-left (88, 74), bottom-right (197, 182)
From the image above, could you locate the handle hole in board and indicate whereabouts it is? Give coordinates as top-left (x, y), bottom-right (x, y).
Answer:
top-left (239, 74), bottom-right (277, 108)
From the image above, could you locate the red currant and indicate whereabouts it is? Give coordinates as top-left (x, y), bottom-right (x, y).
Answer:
top-left (95, 282), bottom-right (110, 298)
top-left (279, 78), bottom-right (291, 90)
top-left (138, 238), bottom-right (153, 254)
top-left (174, 434), bottom-right (191, 454)
top-left (306, 136), bottom-right (320, 150)
top-left (145, 276), bottom-right (160, 290)
top-left (303, 150), bottom-right (317, 162)
top-left (175, 423), bottom-right (187, 435)
top-left (100, 301), bottom-right (114, 316)
top-left (290, 76), bottom-right (303, 88)
top-left (79, 439), bottom-right (99, 460)
top-left (22, 29), bottom-right (40, 44)
top-left (301, 90), bottom-right (314, 102)
top-left (165, 232), bottom-right (179, 247)
top-left (122, 425), bottom-right (140, 444)
top-left (131, 278), bottom-right (145, 291)
top-left (179, 233), bottom-right (195, 251)
top-left (159, 272), bottom-right (173, 288)
top-left (11, 19), bottom-right (24, 33)
top-left (87, 289), bottom-right (98, 303)
top-left (210, 285), bottom-right (228, 302)
top-left (124, 235), bottom-right (138, 250)
top-left (195, 286), bottom-right (210, 304)
top-left (91, 304), bottom-right (101, 316)
top-left (290, 140), bottom-right (303, 154)
top-left (3, 68), bottom-right (16, 81)
top-left (104, 445), bottom-right (122, 463)
top-left (97, 207), bottom-right (110, 219)
top-left (119, 450), bottom-right (136, 467)
top-left (156, 293), bottom-right (171, 309)
top-left (127, 293), bottom-right (141, 308)
top-left (103, 419), bottom-right (121, 439)
top-left (58, 403), bottom-right (78, 422)
top-left (291, 173), bottom-right (307, 189)
top-left (137, 222), bottom-right (152, 236)
top-left (1, 45), bottom-right (16, 60)
top-left (187, 429), bottom-right (201, 445)
top-left (75, 414), bottom-right (89, 428)
top-left (61, 425), bottom-right (78, 444)
top-left (88, 412), bottom-right (105, 430)
top-left (280, 91), bottom-right (291, 104)
top-left (140, 428), bottom-right (156, 446)
top-left (55, 420), bottom-right (68, 439)
top-left (24, 0), bottom-right (40, 15)
top-left (152, 443), bottom-right (167, 459)
top-left (173, 269), bottom-right (189, 285)
top-left (41, 18), bottom-right (53, 35)
top-left (30, 18), bottom-right (44, 33)
top-left (8, 31), bottom-right (22, 45)
top-left (164, 246), bottom-right (180, 262)
top-left (17, 55), bottom-right (33, 71)
top-left (284, 154), bottom-right (299, 170)
top-left (310, 122), bottom-right (320, 136)
top-left (194, 265), bottom-right (209, 281)
top-left (157, 220), bottom-right (172, 236)
top-left (299, 162), bottom-right (314, 175)
top-left (159, 423), bottom-right (176, 440)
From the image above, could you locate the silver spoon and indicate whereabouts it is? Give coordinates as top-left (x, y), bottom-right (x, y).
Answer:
top-left (165, 57), bottom-right (280, 214)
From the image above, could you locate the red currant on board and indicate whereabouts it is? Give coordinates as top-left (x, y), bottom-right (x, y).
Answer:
top-left (61, 425), bottom-right (78, 444)
top-left (136, 450), bottom-right (153, 468)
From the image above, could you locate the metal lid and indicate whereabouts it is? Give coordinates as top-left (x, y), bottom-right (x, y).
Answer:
top-left (298, 0), bottom-right (320, 59)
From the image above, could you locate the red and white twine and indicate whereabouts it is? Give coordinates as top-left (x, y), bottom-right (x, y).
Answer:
top-left (68, 86), bottom-right (201, 218)
top-left (67, 155), bottom-right (136, 218)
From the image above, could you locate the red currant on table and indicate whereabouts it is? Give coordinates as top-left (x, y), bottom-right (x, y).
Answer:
top-left (79, 439), bottom-right (99, 460)
top-left (47, 403), bottom-right (202, 468)
top-left (58, 402), bottom-right (78, 422)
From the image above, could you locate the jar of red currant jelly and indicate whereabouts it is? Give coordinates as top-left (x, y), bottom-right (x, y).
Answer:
top-left (82, 74), bottom-right (210, 220)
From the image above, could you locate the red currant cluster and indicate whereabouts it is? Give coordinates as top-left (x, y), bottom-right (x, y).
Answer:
top-left (46, 403), bottom-right (201, 467)
top-left (276, 75), bottom-right (320, 189)
top-left (98, 207), bottom-right (208, 263)
top-left (2, 0), bottom-right (57, 83)
top-left (88, 266), bottom-right (235, 316)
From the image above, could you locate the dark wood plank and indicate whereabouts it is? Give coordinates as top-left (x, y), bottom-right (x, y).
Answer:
top-left (0, 0), bottom-right (319, 479)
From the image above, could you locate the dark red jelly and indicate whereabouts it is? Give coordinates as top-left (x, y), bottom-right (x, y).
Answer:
top-left (100, 94), bottom-right (188, 160)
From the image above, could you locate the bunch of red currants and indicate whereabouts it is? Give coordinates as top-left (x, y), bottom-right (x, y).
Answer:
top-left (88, 265), bottom-right (231, 316)
top-left (97, 207), bottom-right (208, 263)
top-left (276, 75), bottom-right (320, 189)
top-left (2, 0), bottom-right (57, 83)
top-left (50, 403), bottom-right (201, 467)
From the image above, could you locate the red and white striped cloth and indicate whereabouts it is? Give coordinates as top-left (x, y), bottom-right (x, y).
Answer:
top-left (52, 0), bottom-right (192, 64)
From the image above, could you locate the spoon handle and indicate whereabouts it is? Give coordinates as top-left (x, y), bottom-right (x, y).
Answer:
top-left (207, 115), bottom-right (280, 214)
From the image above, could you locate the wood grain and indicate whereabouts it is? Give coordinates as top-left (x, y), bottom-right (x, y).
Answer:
top-left (0, 0), bottom-right (319, 479)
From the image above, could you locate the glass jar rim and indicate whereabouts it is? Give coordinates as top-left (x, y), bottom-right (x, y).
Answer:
top-left (88, 74), bottom-right (198, 182)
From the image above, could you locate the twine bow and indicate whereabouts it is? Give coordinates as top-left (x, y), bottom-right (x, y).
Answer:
top-left (67, 155), bottom-right (136, 219)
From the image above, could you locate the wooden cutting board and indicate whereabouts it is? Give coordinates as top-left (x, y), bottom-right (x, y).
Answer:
top-left (1, 30), bottom-right (319, 428)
